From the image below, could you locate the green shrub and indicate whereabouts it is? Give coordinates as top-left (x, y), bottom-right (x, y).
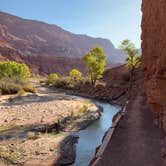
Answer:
top-left (0, 61), bottom-right (31, 85)
top-left (45, 73), bottom-right (59, 85)
top-left (0, 61), bottom-right (31, 95)
top-left (69, 69), bottom-right (82, 82)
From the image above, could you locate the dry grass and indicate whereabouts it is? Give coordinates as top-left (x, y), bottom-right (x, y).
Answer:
top-left (0, 125), bottom-right (16, 132)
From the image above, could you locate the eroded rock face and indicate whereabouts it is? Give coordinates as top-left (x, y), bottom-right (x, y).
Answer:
top-left (142, 0), bottom-right (166, 118)
top-left (0, 11), bottom-right (126, 75)
top-left (142, 1), bottom-right (166, 165)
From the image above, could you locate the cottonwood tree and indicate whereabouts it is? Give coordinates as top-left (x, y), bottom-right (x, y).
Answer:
top-left (0, 61), bottom-right (31, 84)
top-left (119, 39), bottom-right (141, 90)
top-left (83, 46), bottom-right (106, 86)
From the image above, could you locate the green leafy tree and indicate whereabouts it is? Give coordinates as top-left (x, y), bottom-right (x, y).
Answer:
top-left (69, 69), bottom-right (82, 82)
top-left (46, 73), bottom-right (59, 85)
top-left (83, 46), bottom-right (106, 86)
top-left (0, 61), bottom-right (31, 94)
top-left (119, 39), bottom-right (141, 89)
top-left (0, 61), bottom-right (31, 84)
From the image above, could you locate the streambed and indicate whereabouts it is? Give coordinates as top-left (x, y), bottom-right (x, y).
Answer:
top-left (0, 93), bottom-right (120, 166)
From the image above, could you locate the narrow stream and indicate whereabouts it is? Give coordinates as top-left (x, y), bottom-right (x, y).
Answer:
top-left (73, 101), bottom-right (120, 166)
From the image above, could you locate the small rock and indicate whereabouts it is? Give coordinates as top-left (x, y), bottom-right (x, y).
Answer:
top-left (35, 151), bottom-right (40, 155)
top-left (49, 148), bottom-right (54, 152)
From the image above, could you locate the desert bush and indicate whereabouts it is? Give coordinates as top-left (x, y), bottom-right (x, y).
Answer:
top-left (79, 77), bottom-right (91, 86)
top-left (23, 84), bottom-right (37, 93)
top-left (0, 78), bottom-right (22, 94)
top-left (69, 69), bottom-right (82, 82)
top-left (79, 105), bottom-right (88, 114)
top-left (45, 73), bottom-right (59, 85)
top-left (27, 131), bottom-right (40, 140)
top-left (17, 89), bottom-right (25, 96)
top-left (0, 145), bottom-right (20, 164)
top-left (0, 125), bottom-right (16, 132)
top-left (53, 77), bottom-right (73, 89)
top-left (51, 76), bottom-right (91, 90)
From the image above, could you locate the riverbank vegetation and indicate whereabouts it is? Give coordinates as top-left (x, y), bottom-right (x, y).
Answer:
top-left (0, 61), bottom-right (36, 95)
top-left (41, 43), bottom-right (141, 105)
top-left (44, 46), bottom-right (107, 90)
top-left (0, 42), bottom-right (140, 105)
top-left (45, 73), bottom-right (59, 86)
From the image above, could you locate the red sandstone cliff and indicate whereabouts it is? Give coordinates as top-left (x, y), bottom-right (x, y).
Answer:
top-left (142, 1), bottom-right (166, 165)
top-left (0, 11), bottom-right (126, 75)
top-left (142, 0), bottom-right (166, 123)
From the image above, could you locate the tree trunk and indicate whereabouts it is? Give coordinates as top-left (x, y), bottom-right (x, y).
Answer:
top-left (128, 67), bottom-right (134, 98)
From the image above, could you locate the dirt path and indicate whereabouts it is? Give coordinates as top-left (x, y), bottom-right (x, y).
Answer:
top-left (94, 94), bottom-right (163, 166)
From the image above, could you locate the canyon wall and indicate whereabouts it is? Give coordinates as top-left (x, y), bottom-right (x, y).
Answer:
top-left (0, 11), bottom-right (126, 75)
top-left (142, 0), bottom-right (166, 119)
top-left (142, 1), bottom-right (166, 165)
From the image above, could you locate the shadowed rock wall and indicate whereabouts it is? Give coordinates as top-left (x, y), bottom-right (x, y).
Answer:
top-left (142, 0), bottom-right (166, 119)
top-left (142, 1), bottom-right (166, 165)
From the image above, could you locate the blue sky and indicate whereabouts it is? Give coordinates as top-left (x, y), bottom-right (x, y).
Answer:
top-left (0, 0), bottom-right (142, 48)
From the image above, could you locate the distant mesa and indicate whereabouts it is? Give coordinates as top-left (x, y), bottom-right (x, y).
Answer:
top-left (0, 11), bottom-right (126, 75)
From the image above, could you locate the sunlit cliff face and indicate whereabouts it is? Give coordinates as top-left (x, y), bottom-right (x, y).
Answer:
top-left (141, 0), bottom-right (166, 118)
